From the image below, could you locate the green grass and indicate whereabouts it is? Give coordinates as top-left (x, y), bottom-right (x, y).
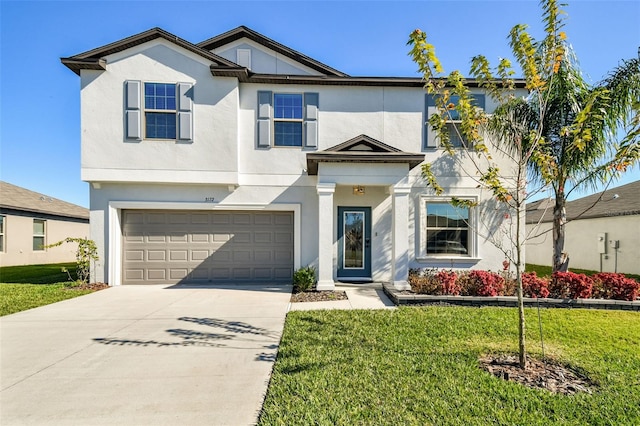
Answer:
top-left (0, 263), bottom-right (77, 284)
top-left (0, 283), bottom-right (93, 316)
top-left (259, 307), bottom-right (640, 425)
top-left (526, 263), bottom-right (640, 281)
top-left (0, 262), bottom-right (93, 316)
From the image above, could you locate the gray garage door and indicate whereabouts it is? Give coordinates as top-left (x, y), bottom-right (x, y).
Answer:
top-left (122, 210), bottom-right (294, 285)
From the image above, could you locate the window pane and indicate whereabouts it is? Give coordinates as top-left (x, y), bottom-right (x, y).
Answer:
top-left (274, 122), bottom-right (302, 146)
top-left (426, 203), bottom-right (469, 255)
top-left (144, 83), bottom-right (176, 111)
top-left (33, 220), bottom-right (45, 235)
top-left (0, 235), bottom-right (3, 252)
top-left (274, 94), bottom-right (303, 119)
top-left (146, 112), bottom-right (176, 139)
top-left (0, 215), bottom-right (4, 233)
top-left (446, 123), bottom-right (466, 147)
top-left (33, 236), bottom-right (45, 251)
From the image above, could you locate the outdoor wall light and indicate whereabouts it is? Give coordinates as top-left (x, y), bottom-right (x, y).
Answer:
top-left (353, 185), bottom-right (365, 195)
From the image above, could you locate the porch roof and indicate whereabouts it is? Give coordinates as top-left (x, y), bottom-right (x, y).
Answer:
top-left (306, 135), bottom-right (425, 175)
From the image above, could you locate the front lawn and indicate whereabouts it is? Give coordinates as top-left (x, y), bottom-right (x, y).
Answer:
top-left (0, 283), bottom-right (94, 316)
top-left (259, 307), bottom-right (640, 425)
top-left (0, 262), bottom-right (77, 284)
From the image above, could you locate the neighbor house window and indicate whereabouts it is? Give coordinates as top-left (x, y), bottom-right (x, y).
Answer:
top-left (274, 93), bottom-right (303, 146)
top-left (144, 83), bottom-right (177, 139)
top-left (33, 219), bottom-right (46, 251)
top-left (425, 203), bottom-right (469, 255)
top-left (0, 215), bottom-right (5, 252)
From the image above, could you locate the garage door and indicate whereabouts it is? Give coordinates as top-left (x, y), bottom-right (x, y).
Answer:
top-left (122, 210), bottom-right (294, 285)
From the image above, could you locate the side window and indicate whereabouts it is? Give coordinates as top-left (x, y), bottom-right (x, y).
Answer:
top-left (425, 94), bottom-right (485, 149)
top-left (33, 219), bottom-right (46, 251)
top-left (0, 215), bottom-right (5, 252)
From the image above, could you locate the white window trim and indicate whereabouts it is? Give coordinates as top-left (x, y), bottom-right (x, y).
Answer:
top-left (416, 195), bottom-right (480, 263)
top-left (33, 219), bottom-right (46, 251)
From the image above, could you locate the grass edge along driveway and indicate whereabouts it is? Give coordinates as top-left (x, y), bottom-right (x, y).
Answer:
top-left (259, 307), bottom-right (640, 425)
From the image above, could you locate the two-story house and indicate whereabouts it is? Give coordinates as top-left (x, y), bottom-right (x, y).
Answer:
top-left (62, 26), bottom-right (524, 290)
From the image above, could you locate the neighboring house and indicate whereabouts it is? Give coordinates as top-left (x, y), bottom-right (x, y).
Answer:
top-left (526, 180), bottom-right (640, 275)
top-left (62, 26), bottom-right (526, 289)
top-left (0, 181), bottom-right (89, 267)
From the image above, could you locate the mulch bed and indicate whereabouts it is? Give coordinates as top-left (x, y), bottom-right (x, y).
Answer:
top-left (479, 354), bottom-right (595, 395)
top-left (66, 283), bottom-right (110, 291)
top-left (290, 290), bottom-right (348, 303)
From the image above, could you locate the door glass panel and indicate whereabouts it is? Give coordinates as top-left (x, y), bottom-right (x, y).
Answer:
top-left (343, 211), bottom-right (364, 269)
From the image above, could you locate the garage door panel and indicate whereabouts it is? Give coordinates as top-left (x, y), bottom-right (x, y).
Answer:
top-left (147, 250), bottom-right (166, 261)
top-left (122, 210), bottom-right (293, 285)
top-left (147, 269), bottom-right (166, 280)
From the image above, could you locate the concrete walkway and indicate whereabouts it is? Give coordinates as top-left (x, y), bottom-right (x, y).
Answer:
top-left (289, 283), bottom-right (396, 311)
top-left (0, 284), bottom-right (291, 426)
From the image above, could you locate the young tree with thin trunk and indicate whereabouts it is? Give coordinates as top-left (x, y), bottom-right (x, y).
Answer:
top-left (408, 0), bottom-right (639, 369)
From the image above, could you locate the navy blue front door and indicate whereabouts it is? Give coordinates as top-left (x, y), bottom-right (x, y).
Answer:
top-left (337, 207), bottom-right (372, 280)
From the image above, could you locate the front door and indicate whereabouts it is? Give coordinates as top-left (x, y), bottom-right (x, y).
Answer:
top-left (337, 207), bottom-right (372, 280)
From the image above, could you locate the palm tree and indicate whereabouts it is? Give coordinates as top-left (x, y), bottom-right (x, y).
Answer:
top-left (526, 46), bottom-right (640, 272)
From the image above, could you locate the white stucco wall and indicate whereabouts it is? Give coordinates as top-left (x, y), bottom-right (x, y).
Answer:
top-left (0, 213), bottom-right (89, 267)
top-left (80, 39), bottom-right (239, 184)
top-left (526, 215), bottom-right (640, 275)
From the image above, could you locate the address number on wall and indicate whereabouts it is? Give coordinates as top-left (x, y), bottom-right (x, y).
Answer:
top-left (204, 197), bottom-right (215, 202)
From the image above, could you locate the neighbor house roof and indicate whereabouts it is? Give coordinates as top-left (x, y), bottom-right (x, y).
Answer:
top-left (0, 181), bottom-right (89, 221)
top-left (526, 180), bottom-right (640, 224)
top-left (306, 134), bottom-right (424, 175)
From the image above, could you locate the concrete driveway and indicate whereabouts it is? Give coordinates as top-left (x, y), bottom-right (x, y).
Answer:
top-left (0, 284), bottom-right (292, 426)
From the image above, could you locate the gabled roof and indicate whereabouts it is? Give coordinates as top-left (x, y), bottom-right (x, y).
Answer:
top-left (198, 25), bottom-right (348, 77)
top-left (61, 27), bottom-right (239, 75)
top-left (306, 135), bottom-right (424, 175)
top-left (0, 181), bottom-right (89, 221)
top-left (526, 180), bottom-right (640, 224)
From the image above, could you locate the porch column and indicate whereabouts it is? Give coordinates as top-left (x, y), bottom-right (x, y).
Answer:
top-left (316, 183), bottom-right (336, 290)
top-left (391, 184), bottom-right (412, 290)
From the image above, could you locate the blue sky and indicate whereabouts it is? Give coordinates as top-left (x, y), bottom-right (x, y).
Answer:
top-left (1, 0), bottom-right (639, 208)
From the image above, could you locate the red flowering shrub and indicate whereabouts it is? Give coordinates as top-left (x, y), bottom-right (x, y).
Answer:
top-left (460, 270), bottom-right (505, 297)
top-left (436, 270), bottom-right (460, 295)
top-left (592, 273), bottom-right (639, 301)
top-left (550, 272), bottom-right (593, 299)
top-left (521, 272), bottom-right (550, 298)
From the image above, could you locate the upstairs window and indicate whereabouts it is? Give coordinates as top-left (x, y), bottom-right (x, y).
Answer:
top-left (145, 83), bottom-right (177, 139)
top-left (425, 94), bottom-right (485, 149)
top-left (274, 94), bottom-right (303, 147)
top-left (33, 219), bottom-right (46, 251)
top-left (125, 81), bottom-right (192, 141)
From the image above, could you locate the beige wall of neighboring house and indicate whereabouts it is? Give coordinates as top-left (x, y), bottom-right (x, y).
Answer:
top-left (526, 181), bottom-right (640, 275)
top-left (0, 182), bottom-right (90, 267)
top-left (526, 215), bottom-right (640, 275)
top-left (0, 213), bottom-right (89, 266)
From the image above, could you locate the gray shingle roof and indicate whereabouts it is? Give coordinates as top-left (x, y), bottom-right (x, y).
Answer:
top-left (526, 180), bottom-right (640, 224)
top-left (0, 181), bottom-right (89, 221)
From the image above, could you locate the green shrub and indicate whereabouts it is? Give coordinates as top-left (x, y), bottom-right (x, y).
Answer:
top-left (293, 266), bottom-right (316, 293)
